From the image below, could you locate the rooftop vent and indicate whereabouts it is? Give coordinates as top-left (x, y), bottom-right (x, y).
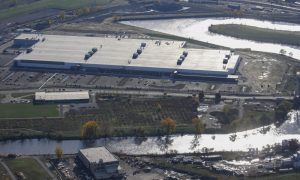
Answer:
top-left (137, 48), bottom-right (142, 54)
top-left (177, 58), bottom-right (183, 65)
top-left (183, 51), bottom-right (188, 57)
top-left (84, 54), bottom-right (91, 60)
top-left (88, 51), bottom-right (94, 56)
top-left (132, 52), bottom-right (139, 59)
top-left (225, 52), bottom-right (231, 59)
top-left (92, 48), bottom-right (98, 53)
top-left (26, 48), bottom-right (33, 54)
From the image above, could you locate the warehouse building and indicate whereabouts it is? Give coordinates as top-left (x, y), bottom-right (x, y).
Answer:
top-left (34, 91), bottom-right (89, 104)
top-left (78, 147), bottom-right (123, 179)
top-left (13, 34), bottom-right (241, 81)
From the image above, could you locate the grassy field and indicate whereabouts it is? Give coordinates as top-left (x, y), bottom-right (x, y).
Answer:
top-left (150, 156), bottom-right (300, 180)
top-left (209, 24), bottom-right (300, 46)
top-left (253, 173), bottom-right (300, 180)
top-left (6, 158), bottom-right (51, 180)
top-left (0, 104), bottom-right (59, 118)
top-left (0, 163), bottom-right (10, 180)
top-left (0, 0), bottom-right (126, 21)
top-left (209, 104), bottom-right (275, 133)
top-left (11, 92), bottom-right (34, 100)
top-left (0, 96), bottom-right (198, 139)
top-left (0, 96), bottom-right (282, 139)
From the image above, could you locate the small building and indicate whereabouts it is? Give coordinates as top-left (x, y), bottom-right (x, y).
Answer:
top-left (78, 147), bottom-right (122, 179)
top-left (34, 91), bottom-right (89, 104)
top-left (251, 6), bottom-right (264, 11)
top-left (13, 34), bottom-right (40, 47)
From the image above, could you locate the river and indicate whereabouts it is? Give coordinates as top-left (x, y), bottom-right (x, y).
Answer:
top-left (2, 18), bottom-right (300, 155)
top-left (121, 18), bottom-right (300, 60)
top-left (0, 111), bottom-right (300, 155)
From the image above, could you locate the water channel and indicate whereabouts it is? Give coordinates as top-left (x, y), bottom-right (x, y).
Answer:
top-left (0, 111), bottom-right (300, 155)
top-left (122, 18), bottom-right (300, 60)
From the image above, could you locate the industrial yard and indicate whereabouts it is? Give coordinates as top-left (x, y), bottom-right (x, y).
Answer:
top-left (1, 0), bottom-right (300, 179)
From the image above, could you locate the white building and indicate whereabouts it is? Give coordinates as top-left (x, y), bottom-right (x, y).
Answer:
top-left (34, 91), bottom-right (89, 104)
top-left (78, 147), bottom-right (122, 179)
top-left (13, 34), bottom-right (241, 81)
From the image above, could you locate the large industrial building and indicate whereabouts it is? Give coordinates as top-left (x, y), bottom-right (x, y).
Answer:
top-left (13, 34), bottom-right (241, 81)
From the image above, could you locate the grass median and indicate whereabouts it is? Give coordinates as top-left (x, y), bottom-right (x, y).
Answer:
top-left (209, 24), bottom-right (300, 46)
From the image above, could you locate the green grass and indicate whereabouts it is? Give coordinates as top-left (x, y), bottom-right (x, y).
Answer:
top-left (6, 158), bottom-right (51, 180)
top-left (252, 173), bottom-right (300, 180)
top-left (11, 93), bottom-right (34, 99)
top-left (0, 163), bottom-right (10, 180)
top-left (209, 24), bottom-right (300, 46)
top-left (0, 0), bottom-right (125, 21)
top-left (0, 104), bottom-right (59, 118)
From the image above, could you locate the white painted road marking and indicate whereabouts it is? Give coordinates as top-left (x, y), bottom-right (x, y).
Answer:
top-left (38, 73), bottom-right (57, 90)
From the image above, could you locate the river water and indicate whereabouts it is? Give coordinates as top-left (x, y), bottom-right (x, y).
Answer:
top-left (122, 18), bottom-right (300, 60)
top-left (1, 18), bottom-right (300, 155)
top-left (0, 111), bottom-right (300, 155)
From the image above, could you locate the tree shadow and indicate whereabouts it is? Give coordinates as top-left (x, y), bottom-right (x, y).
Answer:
top-left (156, 135), bottom-right (174, 153)
top-left (189, 135), bottom-right (201, 151)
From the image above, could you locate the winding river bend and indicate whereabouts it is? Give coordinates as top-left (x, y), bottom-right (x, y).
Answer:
top-left (0, 111), bottom-right (300, 155)
top-left (1, 18), bottom-right (300, 155)
top-left (122, 18), bottom-right (300, 60)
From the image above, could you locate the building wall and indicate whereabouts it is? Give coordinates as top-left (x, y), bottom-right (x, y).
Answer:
top-left (13, 39), bottom-right (39, 47)
top-left (77, 152), bottom-right (90, 170)
top-left (227, 57), bottom-right (241, 74)
top-left (33, 99), bottom-right (89, 105)
top-left (15, 60), bottom-right (234, 77)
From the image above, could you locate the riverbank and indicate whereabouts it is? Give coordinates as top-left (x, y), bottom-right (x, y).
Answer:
top-left (209, 24), bottom-right (300, 47)
top-left (0, 93), bottom-right (288, 141)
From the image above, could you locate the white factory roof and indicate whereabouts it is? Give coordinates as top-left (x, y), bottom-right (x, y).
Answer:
top-left (79, 147), bottom-right (118, 164)
top-left (15, 34), bottom-right (240, 73)
top-left (35, 91), bottom-right (89, 101)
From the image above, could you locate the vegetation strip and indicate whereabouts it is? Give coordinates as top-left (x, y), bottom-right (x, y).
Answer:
top-left (209, 24), bottom-right (300, 47)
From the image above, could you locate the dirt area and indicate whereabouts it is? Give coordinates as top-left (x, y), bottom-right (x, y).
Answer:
top-left (238, 51), bottom-right (291, 95)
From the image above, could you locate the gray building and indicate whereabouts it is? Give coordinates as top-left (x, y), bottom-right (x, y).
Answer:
top-left (78, 147), bottom-right (122, 179)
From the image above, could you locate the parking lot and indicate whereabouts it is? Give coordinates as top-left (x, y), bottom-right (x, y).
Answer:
top-left (0, 66), bottom-right (247, 95)
top-left (0, 37), bottom-right (297, 97)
